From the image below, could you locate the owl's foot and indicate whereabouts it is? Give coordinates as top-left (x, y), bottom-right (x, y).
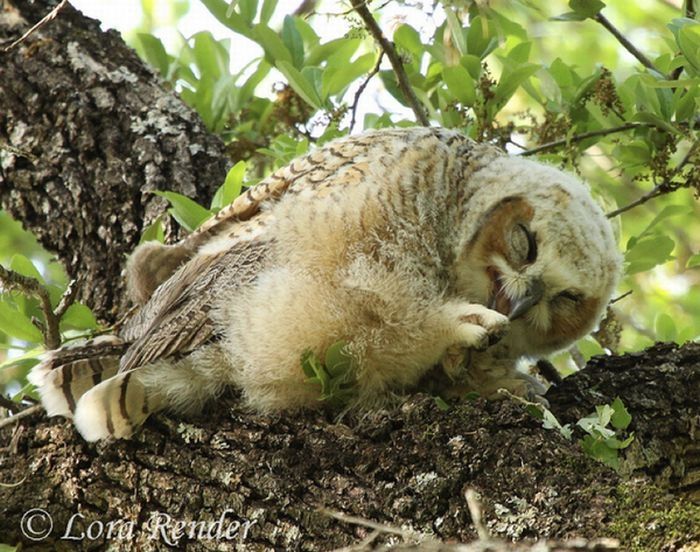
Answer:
top-left (444, 302), bottom-right (510, 351)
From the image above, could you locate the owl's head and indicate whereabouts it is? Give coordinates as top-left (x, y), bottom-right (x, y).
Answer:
top-left (453, 156), bottom-right (622, 357)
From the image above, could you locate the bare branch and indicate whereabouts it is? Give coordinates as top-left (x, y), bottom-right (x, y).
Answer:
top-left (0, 404), bottom-right (43, 431)
top-left (594, 13), bottom-right (668, 78)
top-left (349, 51), bottom-right (384, 132)
top-left (54, 277), bottom-right (82, 319)
top-left (520, 122), bottom-right (644, 156)
top-left (0, 265), bottom-right (60, 349)
top-left (350, 0), bottom-right (430, 126)
top-left (0, 0), bottom-right (67, 53)
top-left (610, 290), bottom-right (633, 304)
top-left (606, 141), bottom-right (698, 218)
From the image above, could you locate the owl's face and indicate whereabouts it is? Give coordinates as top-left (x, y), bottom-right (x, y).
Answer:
top-left (453, 157), bottom-right (622, 357)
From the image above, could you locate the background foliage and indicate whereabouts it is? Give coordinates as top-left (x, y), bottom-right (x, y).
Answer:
top-left (1, 0), bottom-right (699, 398)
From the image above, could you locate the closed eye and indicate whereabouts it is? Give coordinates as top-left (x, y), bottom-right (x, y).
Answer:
top-left (557, 290), bottom-right (582, 303)
top-left (517, 223), bottom-right (538, 264)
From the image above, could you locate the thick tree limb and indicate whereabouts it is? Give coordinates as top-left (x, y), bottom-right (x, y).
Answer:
top-left (1, 342), bottom-right (699, 550)
top-left (0, 0), bottom-right (228, 322)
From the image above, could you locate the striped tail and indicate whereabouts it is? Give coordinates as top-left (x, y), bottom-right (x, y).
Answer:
top-left (28, 336), bottom-right (163, 441)
top-left (73, 371), bottom-right (163, 441)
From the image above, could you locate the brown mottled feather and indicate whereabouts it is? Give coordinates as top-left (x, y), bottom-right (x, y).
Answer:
top-left (120, 239), bottom-right (269, 372)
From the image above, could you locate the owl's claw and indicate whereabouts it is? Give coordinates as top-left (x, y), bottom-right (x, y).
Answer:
top-left (442, 302), bottom-right (510, 351)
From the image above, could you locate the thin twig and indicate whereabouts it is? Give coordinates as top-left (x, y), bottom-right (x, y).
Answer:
top-left (320, 509), bottom-right (424, 541)
top-left (605, 183), bottom-right (672, 219)
top-left (594, 13), bottom-right (668, 78)
top-left (520, 122), bottom-right (644, 156)
top-left (1, 0), bottom-right (68, 53)
top-left (0, 404), bottom-right (43, 431)
top-left (0, 394), bottom-right (22, 414)
top-left (349, 51), bottom-right (384, 132)
top-left (55, 277), bottom-right (82, 319)
top-left (610, 290), bottom-right (633, 304)
top-left (465, 489), bottom-right (490, 541)
top-left (607, 140), bottom-right (698, 218)
top-left (0, 265), bottom-right (60, 349)
top-left (0, 474), bottom-right (27, 488)
top-left (350, 0), bottom-right (430, 126)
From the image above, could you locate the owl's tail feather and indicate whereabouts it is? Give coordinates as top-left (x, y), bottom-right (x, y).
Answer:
top-left (73, 371), bottom-right (164, 441)
top-left (28, 335), bottom-right (162, 441)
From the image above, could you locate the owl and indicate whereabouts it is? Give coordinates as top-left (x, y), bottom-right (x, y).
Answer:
top-left (29, 127), bottom-right (622, 441)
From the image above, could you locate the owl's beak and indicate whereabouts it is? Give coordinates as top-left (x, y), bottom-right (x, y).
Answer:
top-left (508, 278), bottom-right (544, 321)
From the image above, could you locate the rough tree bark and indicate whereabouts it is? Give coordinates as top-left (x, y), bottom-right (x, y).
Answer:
top-left (0, 1), bottom-right (699, 551)
top-left (0, 0), bottom-right (227, 321)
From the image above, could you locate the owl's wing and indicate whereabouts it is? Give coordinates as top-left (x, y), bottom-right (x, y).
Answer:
top-left (119, 238), bottom-right (269, 373)
top-left (180, 134), bottom-right (372, 251)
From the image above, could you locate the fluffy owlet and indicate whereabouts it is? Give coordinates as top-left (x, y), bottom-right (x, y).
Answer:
top-left (29, 127), bottom-right (622, 441)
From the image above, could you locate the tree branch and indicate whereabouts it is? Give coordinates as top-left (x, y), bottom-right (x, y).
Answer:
top-left (594, 13), bottom-right (668, 78)
top-left (519, 122), bottom-right (644, 156)
top-left (0, 265), bottom-right (62, 349)
top-left (0, 1), bottom-right (228, 322)
top-left (606, 140), bottom-right (698, 218)
top-left (349, 51), bottom-right (384, 132)
top-left (350, 0), bottom-right (430, 126)
top-left (0, 0), bottom-right (67, 53)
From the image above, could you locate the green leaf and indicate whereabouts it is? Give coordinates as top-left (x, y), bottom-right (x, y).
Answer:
top-left (306, 38), bottom-right (360, 66)
top-left (276, 60), bottom-right (323, 109)
top-left (687, 253), bottom-right (700, 269)
top-left (394, 24), bottom-right (424, 59)
top-left (0, 300), bottom-right (43, 343)
top-left (139, 216), bottom-right (165, 244)
top-left (9, 254), bottom-right (44, 285)
top-left (237, 0), bottom-right (257, 24)
top-left (324, 341), bottom-right (354, 378)
top-left (625, 234), bottom-right (675, 274)
top-left (551, 12), bottom-right (589, 22)
top-left (154, 191), bottom-right (212, 232)
top-left (260, 0), bottom-right (277, 24)
top-left (467, 16), bottom-right (497, 59)
top-left (442, 65), bottom-right (476, 106)
top-left (59, 303), bottom-right (98, 331)
top-left (614, 141), bottom-right (651, 166)
top-left (542, 408), bottom-right (573, 440)
top-left (134, 33), bottom-right (170, 77)
top-left (577, 336), bottom-right (605, 360)
top-left (434, 396), bottom-right (451, 411)
top-left (675, 87), bottom-right (698, 122)
top-left (677, 23), bottom-right (700, 70)
top-left (581, 434), bottom-right (620, 470)
top-left (654, 313), bottom-right (677, 341)
top-left (568, 0), bottom-right (605, 18)
top-left (322, 53), bottom-right (375, 99)
top-left (508, 41), bottom-right (531, 64)
top-left (255, 23), bottom-right (293, 65)
top-left (460, 54), bottom-right (482, 80)
top-left (200, 0), bottom-right (254, 39)
top-left (445, 8), bottom-right (467, 56)
top-left (632, 111), bottom-right (681, 135)
top-left (610, 397), bottom-right (632, 430)
top-left (626, 204), bottom-right (689, 250)
top-left (282, 16), bottom-right (305, 69)
top-left (192, 32), bottom-right (229, 81)
top-left (596, 404), bottom-right (615, 427)
top-left (494, 63), bottom-right (540, 108)
top-left (211, 161), bottom-right (247, 211)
